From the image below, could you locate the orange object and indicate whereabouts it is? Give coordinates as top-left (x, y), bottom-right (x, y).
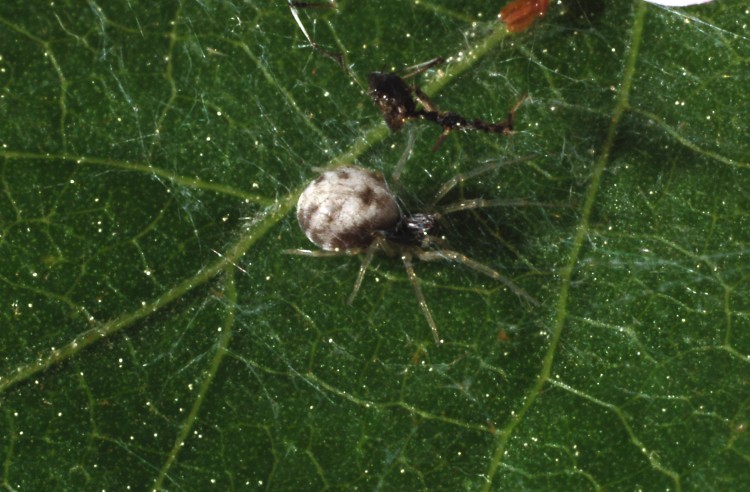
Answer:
top-left (500, 0), bottom-right (549, 33)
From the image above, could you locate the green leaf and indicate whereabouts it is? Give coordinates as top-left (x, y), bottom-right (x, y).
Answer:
top-left (1, 0), bottom-right (748, 490)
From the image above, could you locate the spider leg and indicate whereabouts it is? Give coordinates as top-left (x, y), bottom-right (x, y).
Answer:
top-left (427, 155), bottom-right (537, 209)
top-left (283, 248), bottom-right (360, 257)
top-left (402, 253), bottom-right (442, 345)
top-left (440, 197), bottom-right (558, 215)
top-left (285, 247), bottom-right (373, 304)
top-left (348, 246), bottom-right (375, 305)
top-left (415, 249), bottom-right (539, 306)
top-left (391, 126), bottom-right (417, 190)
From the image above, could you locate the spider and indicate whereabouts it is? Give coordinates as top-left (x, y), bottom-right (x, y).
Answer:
top-left (288, 1), bottom-right (524, 151)
top-left (285, 159), bottom-right (539, 344)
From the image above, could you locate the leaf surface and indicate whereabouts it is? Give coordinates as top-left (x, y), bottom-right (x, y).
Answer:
top-left (1, 1), bottom-right (748, 490)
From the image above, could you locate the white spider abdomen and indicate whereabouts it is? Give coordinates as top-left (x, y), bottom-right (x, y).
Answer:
top-left (297, 167), bottom-right (400, 250)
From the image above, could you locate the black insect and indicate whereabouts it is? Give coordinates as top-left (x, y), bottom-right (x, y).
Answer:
top-left (289, 1), bottom-right (524, 151)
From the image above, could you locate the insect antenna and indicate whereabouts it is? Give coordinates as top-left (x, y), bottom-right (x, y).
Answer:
top-left (288, 1), bottom-right (366, 91)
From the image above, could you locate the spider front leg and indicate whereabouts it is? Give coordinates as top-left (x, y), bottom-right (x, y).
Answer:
top-left (414, 248), bottom-right (539, 306)
top-left (427, 155), bottom-right (537, 210)
top-left (440, 197), bottom-right (547, 215)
